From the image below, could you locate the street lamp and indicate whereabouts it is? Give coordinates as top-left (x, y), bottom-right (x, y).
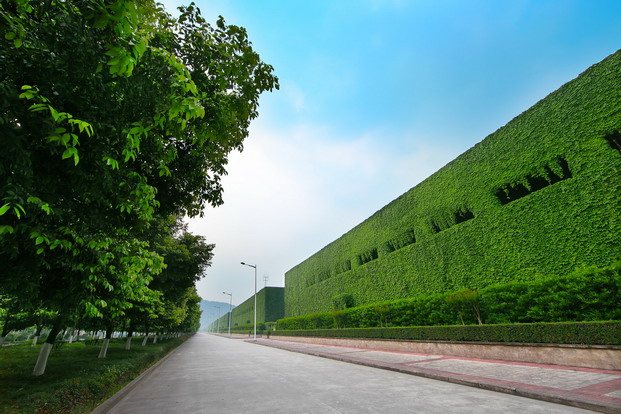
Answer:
top-left (240, 261), bottom-right (257, 340)
top-left (222, 291), bottom-right (232, 336)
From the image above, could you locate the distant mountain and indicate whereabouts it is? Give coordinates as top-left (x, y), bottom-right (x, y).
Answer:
top-left (199, 299), bottom-right (235, 331)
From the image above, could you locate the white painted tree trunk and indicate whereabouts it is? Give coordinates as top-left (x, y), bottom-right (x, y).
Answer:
top-left (32, 343), bottom-right (53, 376)
top-left (141, 334), bottom-right (149, 346)
top-left (32, 335), bottom-right (39, 346)
top-left (98, 338), bottom-right (110, 358)
top-left (125, 336), bottom-right (132, 350)
top-left (68, 330), bottom-right (74, 343)
top-left (152, 334), bottom-right (157, 344)
top-left (0, 336), bottom-right (5, 346)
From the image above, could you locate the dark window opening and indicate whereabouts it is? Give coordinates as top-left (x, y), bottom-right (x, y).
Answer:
top-left (334, 259), bottom-right (351, 275)
top-left (317, 271), bottom-right (331, 283)
top-left (383, 229), bottom-right (416, 253)
top-left (544, 165), bottom-right (562, 184)
top-left (495, 156), bottom-right (572, 205)
top-left (495, 188), bottom-right (510, 205)
top-left (357, 248), bottom-right (379, 265)
top-left (454, 208), bottom-right (475, 224)
top-left (506, 182), bottom-right (530, 202)
top-left (382, 241), bottom-right (396, 253)
top-left (604, 131), bottom-right (621, 154)
top-left (557, 157), bottom-right (572, 179)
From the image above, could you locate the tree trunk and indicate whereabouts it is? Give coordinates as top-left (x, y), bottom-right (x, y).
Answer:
top-left (125, 330), bottom-right (133, 350)
top-left (152, 333), bottom-right (157, 344)
top-left (142, 332), bottom-right (149, 346)
top-left (33, 320), bottom-right (61, 376)
top-left (473, 305), bottom-right (483, 325)
top-left (32, 324), bottom-right (43, 347)
top-left (1, 314), bottom-right (12, 345)
top-left (98, 324), bottom-right (113, 358)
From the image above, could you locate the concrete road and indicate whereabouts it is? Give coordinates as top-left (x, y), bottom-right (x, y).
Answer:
top-left (105, 334), bottom-right (592, 413)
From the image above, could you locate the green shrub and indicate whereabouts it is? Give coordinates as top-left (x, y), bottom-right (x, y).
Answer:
top-left (277, 263), bottom-right (621, 330)
top-left (272, 321), bottom-right (621, 345)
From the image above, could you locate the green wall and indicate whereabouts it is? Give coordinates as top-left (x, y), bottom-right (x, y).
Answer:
top-left (209, 287), bottom-right (284, 331)
top-left (284, 50), bottom-right (621, 317)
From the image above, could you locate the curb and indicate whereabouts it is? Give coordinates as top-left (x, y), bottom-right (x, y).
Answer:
top-left (91, 336), bottom-right (192, 414)
top-left (252, 339), bottom-right (619, 414)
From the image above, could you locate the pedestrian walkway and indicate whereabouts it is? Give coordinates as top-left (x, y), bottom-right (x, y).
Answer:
top-left (253, 338), bottom-right (621, 414)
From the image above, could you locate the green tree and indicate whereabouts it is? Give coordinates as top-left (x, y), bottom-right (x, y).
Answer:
top-left (1, 0), bottom-right (277, 374)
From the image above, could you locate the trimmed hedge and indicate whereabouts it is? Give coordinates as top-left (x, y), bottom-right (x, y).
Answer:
top-left (271, 321), bottom-right (621, 346)
top-left (277, 263), bottom-right (621, 330)
top-left (285, 50), bottom-right (621, 316)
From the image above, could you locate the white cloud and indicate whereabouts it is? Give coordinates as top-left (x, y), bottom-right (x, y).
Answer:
top-left (186, 119), bottom-right (461, 305)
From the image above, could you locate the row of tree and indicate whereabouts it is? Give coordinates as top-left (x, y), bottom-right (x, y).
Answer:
top-left (0, 0), bottom-right (278, 375)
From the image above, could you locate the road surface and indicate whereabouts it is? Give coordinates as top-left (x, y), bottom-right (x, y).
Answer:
top-left (105, 333), bottom-right (591, 413)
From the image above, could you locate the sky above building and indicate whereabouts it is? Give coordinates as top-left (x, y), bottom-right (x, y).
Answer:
top-left (162, 0), bottom-right (621, 305)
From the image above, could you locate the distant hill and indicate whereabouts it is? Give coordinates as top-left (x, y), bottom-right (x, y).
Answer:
top-left (199, 299), bottom-right (235, 331)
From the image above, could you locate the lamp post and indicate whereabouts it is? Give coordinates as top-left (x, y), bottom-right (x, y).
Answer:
top-left (223, 291), bottom-right (232, 336)
top-left (241, 261), bottom-right (257, 340)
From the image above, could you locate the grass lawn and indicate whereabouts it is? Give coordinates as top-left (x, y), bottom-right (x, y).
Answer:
top-left (0, 336), bottom-right (187, 413)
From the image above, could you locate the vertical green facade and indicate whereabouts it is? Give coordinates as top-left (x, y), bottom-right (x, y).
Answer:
top-left (210, 287), bottom-right (285, 331)
top-left (284, 50), bottom-right (621, 317)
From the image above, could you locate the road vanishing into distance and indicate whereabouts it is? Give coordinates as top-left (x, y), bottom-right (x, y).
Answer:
top-left (104, 334), bottom-right (591, 413)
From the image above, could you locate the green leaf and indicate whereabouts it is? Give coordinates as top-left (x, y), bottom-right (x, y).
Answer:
top-left (5, 32), bottom-right (16, 40)
top-left (49, 106), bottom-right (59, 121)
top-left (14, 38), bottom-right (22, 48)
top-left (62, 148), bottom-right (74, 159)
top-left (28, 103), bottom-right (48, 112)
top-left (0, 204), bottom-right (10, 216)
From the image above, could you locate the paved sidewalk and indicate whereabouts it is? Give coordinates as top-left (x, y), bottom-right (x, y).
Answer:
top-left (252, 338), bottom-right (621, 413)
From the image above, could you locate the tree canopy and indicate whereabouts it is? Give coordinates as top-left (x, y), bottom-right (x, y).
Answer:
top-left (0, 0), bottom-right (277, 373)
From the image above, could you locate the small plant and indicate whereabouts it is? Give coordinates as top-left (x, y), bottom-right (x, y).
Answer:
top-left (446, 289), bottom-right (482, 325)
top-left (373, 304), bottom-right (390, 327)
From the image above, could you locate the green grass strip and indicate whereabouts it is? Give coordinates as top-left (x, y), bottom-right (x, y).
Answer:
top-left (0, 336), bottom-right (187, 413)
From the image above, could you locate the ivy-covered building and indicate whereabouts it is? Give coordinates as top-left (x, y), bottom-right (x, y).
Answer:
top-left (209, 287), bottom-right (285, 331)
top-left (284, 50), bottom-right (621, 317)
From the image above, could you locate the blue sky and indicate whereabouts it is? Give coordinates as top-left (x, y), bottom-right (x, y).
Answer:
top-left (161, 0), bottom-right (621, 305)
